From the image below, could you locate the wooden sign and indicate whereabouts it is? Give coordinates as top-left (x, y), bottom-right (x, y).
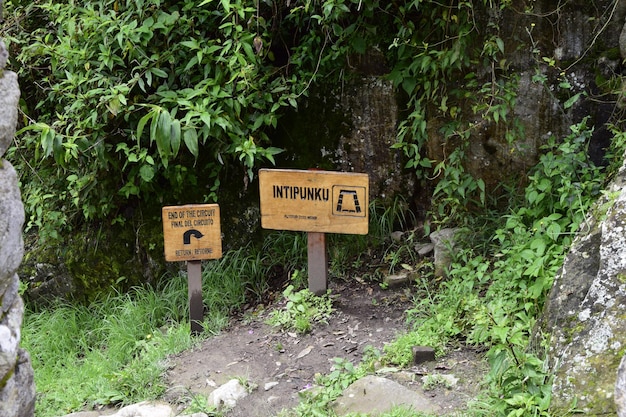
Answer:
top-left (259, 169), bottom-right (369, 234)
top-left (162, 204), bottom-right (222, 262)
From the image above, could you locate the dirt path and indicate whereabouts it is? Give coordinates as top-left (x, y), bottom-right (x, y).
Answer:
top-left (162, 279), bottom-right (487, 416)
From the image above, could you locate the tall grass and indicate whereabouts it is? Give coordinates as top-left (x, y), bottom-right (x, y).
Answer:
top-left (21, 243), bottom-right (277, 417)
top-left (22, 283), bottom-right (194, 416)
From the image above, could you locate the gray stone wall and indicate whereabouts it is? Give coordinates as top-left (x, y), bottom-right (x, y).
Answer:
top-left (539, 149), bottom-right (626, 415)
top-left (0, 38), bottom-right (36, 417)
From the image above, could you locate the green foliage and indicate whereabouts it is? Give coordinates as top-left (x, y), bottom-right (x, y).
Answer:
top-left (383, 120), bottom-right (616, 416)
top-left (261, 231), bottom-right (309, 281)
top-left (21, 243), bottom-right (272, 417)
top-left (3, 0), bottom-right (363, 243)
top-left (388, 0), bottom-right (514, 179)
top-left (329, 196), bottom-right (418, 279)
top-left (266, 283), bottom-right (334, 334)
top-left (430, 146), bottom-right (486, 225)
top-left (278, 357), bottom-right (366, 417)
top-left (22, 285), bottom-right (195, 416)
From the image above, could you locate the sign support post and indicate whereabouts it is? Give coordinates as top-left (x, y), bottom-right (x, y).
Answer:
top-left (307, 232), bottom-right (328, 295)
top-left (162, 204), bottom-right (222, 335)
top-left (187, 260), bottom-right (204, 334)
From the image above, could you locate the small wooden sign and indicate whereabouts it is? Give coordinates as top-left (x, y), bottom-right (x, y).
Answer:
top-left (259, 169), bottom-right (369, 234)
top-left (162, 204), bottom-right (222, 262)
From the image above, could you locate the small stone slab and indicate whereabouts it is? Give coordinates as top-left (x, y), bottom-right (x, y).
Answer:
top-left (415, 242), bottom-right (434, 256)
top-left (412, 346), bottom-right (436, 364)
top-left (333, 375), bottom-right (441, 416)
top-left (383, 272), bottom-right (410, 287)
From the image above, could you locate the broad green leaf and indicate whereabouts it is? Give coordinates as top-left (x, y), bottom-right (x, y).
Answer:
top-left (252, 114), bottom-right (265, 131)
top-left (149, 110), bottom-right (159, 145)
top-left (547, 222), bottom-right (562, 241)
top-left (183, 128), bottom-right (199, 158)
top-left (530, 238), bottom-right (546, 255)
top-left (41, 126), bottom-right (54, 158)
top-left (136, 111), bottom-right (153, 146)
top-left (151, 67), bottom-right (168, 78)
top-left (139, 165), bottom-right (155, 182)
top-left (496, 36), bottom-right (504, 54)
top-left (155, 110), bottom-right (172, 166)
top-left (53, 134), bottom-right (64, 166)
top-left (564, 92), bottom-right (581, 109)
top-left (184, 56), bottom-right (199, 72)
top-left (181, 40), bottom-right (199, 49)
top-left (170, 119), bottom-right (181, 158)
top-left (200, 113), bottom-right (211, 128)
top-left (402, 77), bottom-right (417, 95)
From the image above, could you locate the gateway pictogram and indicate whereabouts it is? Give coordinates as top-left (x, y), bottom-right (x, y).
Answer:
top-left (333, 186), bottom-right (366, 216)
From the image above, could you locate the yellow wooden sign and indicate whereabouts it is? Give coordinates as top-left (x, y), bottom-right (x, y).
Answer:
top-left (162, 204), bottom-right (222, 262)
top-left (259, 169), bottom-right (369, 234)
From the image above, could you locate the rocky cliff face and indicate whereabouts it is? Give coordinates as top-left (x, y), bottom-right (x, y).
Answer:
top-left (539, 148), bottom-right (626, 415)
top-left (0, 38), bottom-right (36, 417)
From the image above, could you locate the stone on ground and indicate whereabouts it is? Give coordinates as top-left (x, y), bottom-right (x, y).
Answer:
top-left (208, 379), bottom-right (249, 409)
top-left (333, 375), bottom-right (441, 416)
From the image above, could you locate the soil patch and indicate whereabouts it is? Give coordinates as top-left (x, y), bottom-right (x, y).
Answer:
top-left (163, 279), bottom-right (488, 416)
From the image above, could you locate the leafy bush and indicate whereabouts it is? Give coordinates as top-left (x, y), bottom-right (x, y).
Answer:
top-left (383, 120), bottom-right (616, 416)
top-left (3, 0), bottom-right (364, 243)
top-left (3, 0), bottom-right (525, 245)
top-left (266, 282), bottom-right (334, 333)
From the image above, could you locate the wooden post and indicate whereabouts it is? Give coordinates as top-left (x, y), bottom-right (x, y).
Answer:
top-left (307, 232), bottom-right (328, 295)
top-left (187, 260), bottom-right (203, 335)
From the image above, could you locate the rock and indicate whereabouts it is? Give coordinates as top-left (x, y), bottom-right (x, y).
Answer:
top-left (0, 290), bottom-right (24, 378)
top-left (333, 375), bottom-right (441, 416)
top-left (207, 379), bottom-right (249, 409)
top-left (0, 162), bottom-right (24, 282)
top-left (415, 242), bottom-right (434, 257)
top-left (539, 151), bottom-right (626, 414)
top-left (0, 44), bottom-right (19, 157)
top-left (0, 36), bottom-right (35, 417)
top-left (272, 73), bottom-right (415, 205)
top-left (430, 228), bottom-right (461, 277)
top-left (337, 76), bottom-right (415, 202)
top-left (60, 403), bottom-right (209, 417)
top-left (0, 39), bottom-right (8, 70)
top-left (264, 381), bottom-right (279, 391)
top-left (383, 272), bottom-right (411, 287)
top-left (616, 354), bottom-right (626, 417)
top-left (109, 401), bottom-right (174, 417)
top-left (0, 349), bottom-right (35, 417)
top-left (412, 346), bottom-right (436, 364)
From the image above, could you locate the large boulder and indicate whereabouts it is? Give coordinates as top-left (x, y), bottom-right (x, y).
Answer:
top-left (0, 38), bottom-right (36, 417)
top-left (539, 150), bottom-right (626, 415)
